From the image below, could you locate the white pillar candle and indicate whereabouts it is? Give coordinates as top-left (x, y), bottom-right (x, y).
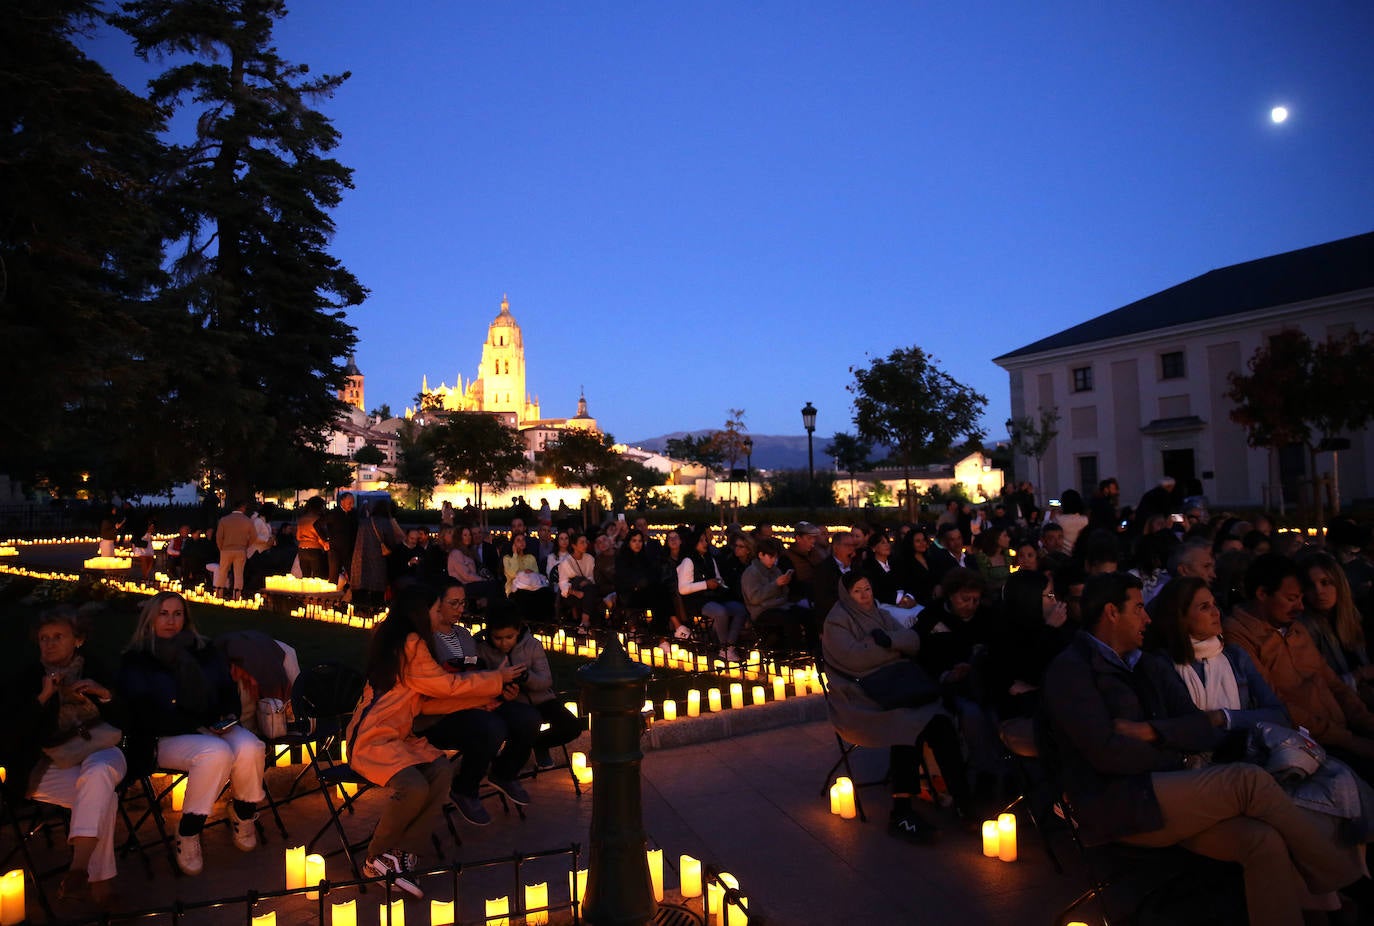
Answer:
top-left (687, 690), bottom-right (701, 717)
top-left (997, 812), bottom-right (1017, 862)
top-left (484, 896), bottom-right (509, 926)
top-left (429, 900), bottom-right (454, 925)
top-left (751, 685), bottom-right (765, 705)
top-left (729, 683), bottom-right (743, 710)
top-left (647, 848), bottom-right (664, 902)
top-left (708, 689), bottom-right (722, 712)
top-left (772, 677), bottom-right (786, 701)
top-left (524, 883), bottom-right (549, 926)
top-left (306, 853), bottom-right (326, 900)
top-left (285, 845), bottom-right (306, 889)
top-left (330, 899), bottom-right (356, 926)
top-left (680, 855), bottom-right (703, 898)
top-left (662, 699), bottom-right (677, 721)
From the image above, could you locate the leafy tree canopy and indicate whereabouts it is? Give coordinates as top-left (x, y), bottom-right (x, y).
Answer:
top-left (427, 413), bottom-right (527, 509)
top-left (1, 0), bottom-right (172, 496)
top-left (112, 0), bottom-right (365, 500)
top-left (664, 434), bottom-right (725, 471)
top-left (849, 346), bottom-right (988, 468)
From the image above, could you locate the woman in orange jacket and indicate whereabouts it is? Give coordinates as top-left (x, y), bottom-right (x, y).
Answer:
top-left (348, 584), bottom-right (523, 898)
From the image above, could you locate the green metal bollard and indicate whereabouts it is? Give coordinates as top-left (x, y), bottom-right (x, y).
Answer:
top-left (577, 632), bottom-right (657, 926)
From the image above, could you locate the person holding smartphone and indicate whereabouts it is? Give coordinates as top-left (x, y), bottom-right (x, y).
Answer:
top-left (477, 607), bottom-right (582, 769)
top-left (118, 592), bottom-right (265, 877)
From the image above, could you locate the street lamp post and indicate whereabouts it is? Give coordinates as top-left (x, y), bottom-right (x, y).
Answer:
top-left (743, 437), bottom-right (754, 510)
top-left (801, 402), bottom-right (817, 512)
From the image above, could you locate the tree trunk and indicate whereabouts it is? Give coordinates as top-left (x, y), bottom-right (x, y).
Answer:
top-left (904, 465), bottom-right (914, 521)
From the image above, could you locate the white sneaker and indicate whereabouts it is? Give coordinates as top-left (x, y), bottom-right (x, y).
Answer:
top-left (230, 807), bottom-right (258, 852)
top-left (175, 833), bottom-right (204, 876)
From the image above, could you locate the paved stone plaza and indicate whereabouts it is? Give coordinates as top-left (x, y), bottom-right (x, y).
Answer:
top-left (12, 716), bottom-right (1085, 925)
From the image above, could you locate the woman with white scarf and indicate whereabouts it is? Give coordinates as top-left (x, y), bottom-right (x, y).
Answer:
top-left (1143, 576), bottom-right (1371, 915)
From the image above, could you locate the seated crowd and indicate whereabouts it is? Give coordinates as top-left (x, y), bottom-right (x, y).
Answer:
top-left (27, 487), bottom-right (1374, 922)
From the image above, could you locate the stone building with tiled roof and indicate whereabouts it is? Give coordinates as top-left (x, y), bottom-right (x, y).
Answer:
top-left (993, 232), bottom-right (1374, 510)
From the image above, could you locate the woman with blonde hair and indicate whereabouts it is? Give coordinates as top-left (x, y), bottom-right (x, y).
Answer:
top-left (118, 592), bottom-right (265, 877)
top-left (1298, 551), bottom-right (1374, 699)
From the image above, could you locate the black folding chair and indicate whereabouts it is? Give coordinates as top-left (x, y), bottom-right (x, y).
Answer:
top-left (258, 662), bottom-right (365, 840)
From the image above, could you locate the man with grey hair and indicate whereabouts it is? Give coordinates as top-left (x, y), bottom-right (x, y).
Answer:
top-left (1170, 539), bottom-right (1216, 587)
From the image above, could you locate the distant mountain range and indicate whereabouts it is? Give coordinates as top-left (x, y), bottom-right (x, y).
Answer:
top-left (628, 431), bottom-right (819, 471)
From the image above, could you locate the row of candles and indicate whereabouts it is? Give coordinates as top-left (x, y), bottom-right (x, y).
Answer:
top-left (269, 847), bottom-right (744, 925)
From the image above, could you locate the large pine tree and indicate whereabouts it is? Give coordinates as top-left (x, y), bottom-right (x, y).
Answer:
top-left (1, 1), bottom-right (171, 495)
top-left (114, 0), bottom-right (365, 500)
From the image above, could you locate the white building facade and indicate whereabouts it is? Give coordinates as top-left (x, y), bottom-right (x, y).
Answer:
top-left (994, 232), bottom-right (1374, 511)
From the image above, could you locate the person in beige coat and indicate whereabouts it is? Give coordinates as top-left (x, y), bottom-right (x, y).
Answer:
top-left (822, 571), bottom-right (974, 843)
top-left (348, 584), bottom-right (522, 898)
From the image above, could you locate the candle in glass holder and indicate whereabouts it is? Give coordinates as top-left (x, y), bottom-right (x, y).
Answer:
top-left (285, 845), bottom-right (306, 889)
top-left (729, 683), bottom-right (743, 710)
top-left (306, 853), bottom-right (325, 899)
top-left (687, 690), bottom-right (701, 717)
top-left (772, 677), bottom-right (786, 701)
top-left (662, 699), bottom-right (677, 721)
top-left (646, 848), bottom-right (664, 902)
top-left (429, 900), bottom-right (454, 925)
top-left (330, 899), bottom-right (356, 926)
top-left (524, 882), bottom-right (549, 926)
top-left (707, 688), bottom-right (722, 712)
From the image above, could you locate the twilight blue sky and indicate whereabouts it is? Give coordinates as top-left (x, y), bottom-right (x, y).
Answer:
top-left (87, 2), bottom-right (1374, 445)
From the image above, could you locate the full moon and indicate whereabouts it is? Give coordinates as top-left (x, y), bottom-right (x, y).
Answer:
top-left (1271, 106), bottom-right (1289, 124)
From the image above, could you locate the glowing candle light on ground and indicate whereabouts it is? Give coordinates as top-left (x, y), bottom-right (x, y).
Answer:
top-left (480, 895), bottom-right (508, 923)
top-left (331, 899), bottom-right (356, 926)
top-left (679, 854), bottom-right (703, 897)
top-left (647, 848), bottom-right (664, 902)
top-left (772, 677), bottom-right (786, 701)
top-left (0, 869), bottom-right (24, 926)
top-left (381, 898), bottom-right (404, 925)
top-left (687, 690), bottom-right (701, 717)
top-left (285, 845), bottom-right (306, 889)
top-left (834, 778), bottom-right (856, 819)
top-left (997, 812), bottom-right (1017, 862)
top-left (429, 900), bottom-right (454, 925)
top-left (794, 673), bottom-right (807, 698)
top-left (982, 820), bottom-right (999, 857)
top-left (708, 689), bottom-right (722, 712)
top-left (729, 683), bottom-right (743, 710)
top-left (719, 873), bottom-right (743, 926)
top-left (662, 699), bottom-right (677, 721)
top-left (571, 752), bottom-right (592, 785)
top-left (829, 781), bottom-right (843, 815)
top-left (751, 685), bottom-right (765, 705)
top-left (171, 777), bottom-right (187, 812)
top-left (275, 745), bottom-right (292, 768)
top-left (306, 853), bottom-right (325, 899)
top-left (251, 914), bottom-right (276, 926)
top-left (568, 868), bottom-right (588, 905)
top-left (524, 883), bottom-right (549, 926)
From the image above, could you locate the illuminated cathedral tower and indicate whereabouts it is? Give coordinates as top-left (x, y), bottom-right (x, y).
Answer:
top-left (339, 354), bottom-right (364, 410)
top-left (475, 295), bottom-right (527, 415)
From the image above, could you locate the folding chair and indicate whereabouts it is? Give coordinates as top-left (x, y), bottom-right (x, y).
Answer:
top-left (306, 763), bottom-right (378, 883)
top-left (258, 662), bottom-right (365, 840)
top-left (997, 716), bottom-right (1063, 874)
top-left (817, 662), bottom-right (948, 823)
top-left (0, 784), bottom-right (62, 923)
